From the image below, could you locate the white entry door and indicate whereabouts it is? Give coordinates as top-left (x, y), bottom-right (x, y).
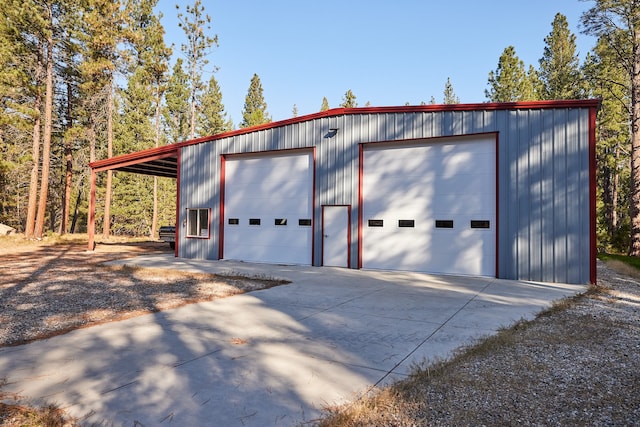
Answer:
top-left (322, 205), bottom-right (350, 267)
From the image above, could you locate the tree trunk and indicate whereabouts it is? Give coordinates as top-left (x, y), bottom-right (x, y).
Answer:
top-left (87, 108), bottom-right (98, 234)
top-left (151, 91), bottom-right (161, 239)
top-left (59, 141), bottom-right (73, 235)
top-left (190, 59), bottom-right (196, 139)
top-left (612, 144), bottom-right (620, 230)
top-left (102, 82), bottom-right (113, 238)
top-left (34, 23), bottom-right (54, 239)
top-left (70, 175), bottom-right (83, 233)
top-left (59, 82), bottom-right (74, 235)
top-left (24, 94), bottom-right (41, 238)
top-left (629, 26), bottom-right (640, 256)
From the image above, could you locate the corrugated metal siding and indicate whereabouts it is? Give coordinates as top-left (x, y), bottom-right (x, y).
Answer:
top-left (177, 106), bottom-right (592, 284)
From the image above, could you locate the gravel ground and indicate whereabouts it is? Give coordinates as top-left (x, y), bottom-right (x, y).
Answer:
top-left (319, 260), bottom-right (640, 426)
top-left (1, 237), bottom-right (639, 426)
top-left (0, 238), bottom-right (285, 347)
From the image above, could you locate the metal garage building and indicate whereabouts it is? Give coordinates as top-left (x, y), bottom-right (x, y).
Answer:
top-left (89, 100), bottom-right (599, 284)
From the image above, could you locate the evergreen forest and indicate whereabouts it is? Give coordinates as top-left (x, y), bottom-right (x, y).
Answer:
top-left (0, 1), bottom-right (637, 255)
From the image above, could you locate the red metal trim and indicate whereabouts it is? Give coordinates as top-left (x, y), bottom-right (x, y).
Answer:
top-left (495, 133), bottom-right (500, 278)
top-left (347, 205), bottom-right (352, 268)
top-left (589, 106), bottom-right (598, 284)
top-left (358, 144), bottom-right (364, 269)
top-left (359, 133), bottom-right (499, 275)
top-left (90, 145), bottom-right (178, 170)
top-left (311, 148), bottom-right (316, 266)
top-left (321, 206), bottom-right (325, 266)
top-left (174, 149), bottom-right (181, 257)
top-left (89, 100), bottom-right (601, 179)
top-left (221, 146), bottom-right (314, 159)
top-left (219, 149), bottom-right (315, 264)
top-left (87, 170), bottom-right (96, 251)
top-left (321, 205), bottom-right (352, 267)
top-left (218, 155), bottom-right (226, 260)
top-left (174, 100), bottom-right (601, 149)
top-left (359, 131), bottom-right (497, 148)
top-left (184, 208), bottom-right (212, 239)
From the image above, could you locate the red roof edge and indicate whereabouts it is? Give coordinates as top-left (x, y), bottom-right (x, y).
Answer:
top-left (90, 99), bottom-right (601, 170)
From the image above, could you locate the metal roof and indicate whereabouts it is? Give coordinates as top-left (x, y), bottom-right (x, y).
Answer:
top-left (88, 100), bottom-right (601, 178)
top-left (89, 144), bottom-right (179, 178)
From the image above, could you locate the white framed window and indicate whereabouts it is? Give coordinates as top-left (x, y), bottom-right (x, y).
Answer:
top-left (187, 208), bottom-right (210, 238)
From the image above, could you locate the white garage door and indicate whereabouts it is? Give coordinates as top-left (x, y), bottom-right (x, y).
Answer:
top-left (223, 152), bottom-right (313, 265)
top-left (362, 135), bottom-right (496, 276)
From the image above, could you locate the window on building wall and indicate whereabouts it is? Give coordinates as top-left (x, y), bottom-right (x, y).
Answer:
top-left (435, 220), bottom-right (454, 228)
top-left (187, 208), bottom-right (210, 238)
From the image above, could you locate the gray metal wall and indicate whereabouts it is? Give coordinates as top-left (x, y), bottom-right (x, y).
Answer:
top-left (177, 106), bottom-right (593, 284)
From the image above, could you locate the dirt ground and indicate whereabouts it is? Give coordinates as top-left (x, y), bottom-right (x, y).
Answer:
top-left (0, 235), bottom-right (285, 348)
top-left (2, 236), bottom-right (639, 426)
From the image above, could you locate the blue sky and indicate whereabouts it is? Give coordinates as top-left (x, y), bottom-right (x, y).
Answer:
top-left (156, 0), bottom-right (597, 126)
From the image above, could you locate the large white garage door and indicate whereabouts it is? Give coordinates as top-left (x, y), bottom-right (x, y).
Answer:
top-left (362, 135), bottom-right (496, 276)
top-left (223, 152), bottom-right (313, 265)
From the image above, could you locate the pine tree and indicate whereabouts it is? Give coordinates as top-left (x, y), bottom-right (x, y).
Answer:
top-left (79, 0), bottom-right (126, 237)
top-left (584, 40), bottom-right (630, 251)
top-left (0, 0), bottom-right (43, 234)
top-left (486, 46), bottom-right (538, 102)
top-left (58, 9), bottom-right (83, 235)
top-left (443, 77), bottom-right (460, 104)
top-left (177, 0), bottom-right (218, 140)
top-left (141, 1), bottom-right (172, 238)
top-left (340, 89), bottom-right (357, 108)
top-left (164, 58), bottom-right (190, 142)
top-left (539, 13), bottom-right (583, 100)
top-left (292, 104), bottom-right (298, 117)
top-left (240, 73), bottom-right (270, 128)
top-left (198, 74), bottom-right (230, 136)
top-left (582, 1), bottom-right (640, 255)
top-left (320, 97), bottom-right (329, 111)
top-left (0, 0), bottom-right (64, 238)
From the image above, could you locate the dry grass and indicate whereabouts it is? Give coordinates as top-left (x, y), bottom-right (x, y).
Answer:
top-left (0, 379), bottom-right (76, 427)
top-left (317, 263), bottom-right (640, 426)
top-left (2, 237), bottom-right (638, 426)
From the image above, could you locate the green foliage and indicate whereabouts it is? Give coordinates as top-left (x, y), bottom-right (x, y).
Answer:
top-left (110, 173), bottom-right (154, 235)
top-left (79, 0), bottom-right (124, 95)
top-left (177, 0), bottom-right (218, 139)
top-left (240, 73), bottom-right (271, 128)
top-left (320, 97), bottom-right (329, 111)
top-left (598, 252), bottom-right (640, 269)
top-left (197, 74), bottom-right (230, 136)
top-left (485, 46), bottom-right (539, 102)
top-left (582, 1), bottom-right (640, 256)
top-left (164, 58), bottom-right (190, 142)
top-left (584, 36), bottom-right (631, 253)
top-left (443, 77), bottom-right (460, 104)
top-left (539, 13), bottom-right (583, 100)
top-left (339, 89), bottom-right (357, 108)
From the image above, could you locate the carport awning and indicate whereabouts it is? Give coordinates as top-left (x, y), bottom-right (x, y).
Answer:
top-left (89, 145), bottom-right (179, 178)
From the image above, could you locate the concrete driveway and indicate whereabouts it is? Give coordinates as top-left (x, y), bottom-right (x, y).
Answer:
top-left (0, 255), bottom-right (587, 426)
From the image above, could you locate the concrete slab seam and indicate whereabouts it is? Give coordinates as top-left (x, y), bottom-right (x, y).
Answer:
top-left (373, 279), bottom-right (497, 387)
